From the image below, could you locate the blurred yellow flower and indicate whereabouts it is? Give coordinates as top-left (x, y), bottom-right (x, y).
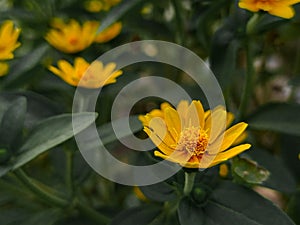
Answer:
top-left (45, 19), bottom-right (97, 54)
top-left (219, 164), bottom-right (229, 178)
top-left (85, 0), bottom-right (121, 12)
top-left (0, 62), bottom-right (9, 77)
top-left (139, 100), bottom-right (251, 169)
top-left (0, 20), bottom-right (21, 60)
top-left (238, 0), bottom-right (300, 19)
top-left (48, 57), bottom-right (123, 88)
top-left (94, 22), bottom-right (122, 43)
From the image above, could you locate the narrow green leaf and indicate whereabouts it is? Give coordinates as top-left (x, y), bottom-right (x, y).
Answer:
top-left (178, 197), bottom-right (205, 225)
top-left (247, 103), bottom-right (300, 136)
top-left (96, 0), bottom-right (144, 33)
top-left (12, 112), bottom-right (97, 170)
top-left (22, 209), bottom-right (62, 225)
top-left (110, 205), bottom-right (161, 225)
top-left (0, 97), bottom-right (27, 153)
top-left (210, 181), bottom-right (296, 225)
top-left (3, 44), bottom-right (49, 88)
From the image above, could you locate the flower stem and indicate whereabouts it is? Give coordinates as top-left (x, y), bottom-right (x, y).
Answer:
top-left (171, 0), bottom-right (184, 45)
top-left (65, 149), bottom-right (74, 196)
top-left (238, 39), bottom-right (255, 120)
top-left (14, 169), bottom-right (69, 208)
top-left (183, 172), bottom-right (196, 196)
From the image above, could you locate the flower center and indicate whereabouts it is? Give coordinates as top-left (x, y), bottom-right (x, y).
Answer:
top-left (176, 126), bottom-right (208, 157)
top-left (69, 37), bottom-right (79, 45)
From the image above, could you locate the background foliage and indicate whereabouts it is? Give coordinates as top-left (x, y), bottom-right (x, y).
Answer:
top-left (0, 0), bottom-right (300, 224)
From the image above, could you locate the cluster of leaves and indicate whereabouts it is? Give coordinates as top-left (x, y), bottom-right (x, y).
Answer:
top-left (0, 0), bottom-right (300, 225)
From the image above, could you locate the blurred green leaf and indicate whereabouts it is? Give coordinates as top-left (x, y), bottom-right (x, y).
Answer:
top-left (280, 134), bottom-right (300, 182)
top-left (3, 44), bottom-right (49, 89)
top-left (251, 14), bottom-right (286, 34)
top-left (247, 103), bottom-right (300, 136)
top-left (139, 181), bottom-right (177, 202)
top-left (249, 148), bottom-right (297, 193)
top-left (287, 190), bottom-right (300, 225)
top-left (22, 209), bottom-right (62, 225)
top-left (97, 0), bottom-right (144, 33)
top-left (110, 205), bottom-right (161, 225)
top-left (178, 196), bottom-right (205, 225)
top-left (12, 112), bottom-right (97, 170)
top-left (0, 97), bottom-right (27, 154)
top-left (208, 181), bottom-right (296, 225)
top-left (98, 115), bottom-right (142, 144)
top-left (232, 157), bottom-right (270, 186)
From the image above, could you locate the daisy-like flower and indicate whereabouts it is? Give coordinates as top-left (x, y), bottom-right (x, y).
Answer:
top-left (94, 22), bottom-right (122, 43)
top-left (45, 19), bottom-right (97, 54)
top-left (0, 20), bottom-right (21, 60)
top-left (48, 57), bottom-right (123, 88)
top-left (139, 100), bottom-right (251, 169)
top-left (0, 62), bottom-right (9, 77)
top-left (238, 0), bottom-right (300, 19)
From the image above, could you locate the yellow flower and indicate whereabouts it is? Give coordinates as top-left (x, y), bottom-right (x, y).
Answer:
top-left (0, 62), bottom-right (9, 77)
top-left (139, 100), bottom-right (251, 169)
top-left (45, 19), bottom-right (97, 54)
top-left (219, 164), bottom-right (229, 178)
top-left (85, 0), bottom-right (121, 12)
top-left (0, 20), bottom-right (21, 60)
top-left (238, 0), bottom-right (300, 19)
top-left (94, 22), bottom-right (122, 43)
top-left (48, 57), bottom-right (123, 88)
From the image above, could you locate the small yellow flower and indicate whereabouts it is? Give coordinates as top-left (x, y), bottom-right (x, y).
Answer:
top-left (48, 57), bottom-right (123, 88)
top-left (219, 164), bottom-right (229, 178)
top-left (0, 62), bottom-right (9, 77)
top-left (139, 100), bottom-right (251, 169)
top-left (45, 19), bottom-right (97, 54)
top-left (85, 0), bottom-right (121, 12)
top-left (0, 20), bottom-right (21, 60)
top-left (238, 0), bottom-right (300, 19)
top-left (94, 22), bottom-right (122, 43)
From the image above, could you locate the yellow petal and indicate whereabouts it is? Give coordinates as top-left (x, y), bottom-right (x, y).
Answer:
top-left (238, 1), bottom-right (260, 12)
top-left (192, 100), bottom-right (205, 129)
top-left (219, 122), bottom-right (248, 152)
top-left (147, 117), bottom-right (176, 154)
top-left (209, 144), bottom-right (251, 167)
top-left (164, 107), bottom-right (181, 141)
top-left (205, 106), bottom-right (227, 143)
top-left (269, 5), bottom-right (295, 19)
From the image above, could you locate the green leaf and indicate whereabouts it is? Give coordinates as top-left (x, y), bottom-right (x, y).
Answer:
top-left (0, 97), bottom-right (27, 153)
top-left (110, 205), bottom-right (161, 225)
top-left (248, 148), bottom-right (297, 193)
top-left (98, 115), bottom-right (142, 145)
top-left (281, 134), bottom-right (300, 182)
top-left (96, 0), bottom-right (144, 33)
top-left (247, 103), bottom-right (300, 136)
top-left (178, 196), bottom-right (205, 225)
top-left (12, 112), bottom-right (97, 170)
top-left (209, 181), bottom-right (296, 225)
top-left (3, 44), bottom-right (49, 88)
top-left (139, 181), bottom-right (177, 202)
top-left (232, 157), bottom-right (270, 186)
top-left (22, 209), bottom-right (62, 225)
top-left (251, 14), bottom-right (286, 34)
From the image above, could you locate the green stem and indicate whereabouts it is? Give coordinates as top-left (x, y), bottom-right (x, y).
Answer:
top-left (171, 0), bottom-right (184, 45)
top-left (183, 172), bottom-right (196, 196)
top-left (75, 199), bottom-right (110, 225)
top-left (238, 39), bottom-right (255, 120)
top-left (14, 169), bottom-right (69, 208)
top-left (65, 149), bottom-right (74, 196)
